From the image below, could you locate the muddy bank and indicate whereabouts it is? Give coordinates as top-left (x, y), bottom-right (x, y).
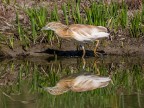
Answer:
top-left (0, 35), bottom-right (144, 58)
top-left (0, 0), bottom-right (143, 58)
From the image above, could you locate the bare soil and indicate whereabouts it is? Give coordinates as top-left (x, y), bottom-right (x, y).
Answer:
top-left (0, 35), bottom-right (144, 58)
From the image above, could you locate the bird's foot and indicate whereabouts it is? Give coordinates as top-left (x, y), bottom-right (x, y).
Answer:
top-left (94, 52), bottom-right (100, 57)
top-left (80, 45), bottom-right (86, 58)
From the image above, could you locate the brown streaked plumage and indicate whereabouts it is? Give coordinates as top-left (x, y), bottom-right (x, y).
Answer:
top-left (44, 73), bottom-right (111, 95)
top-left (41, 22), bottom-right (110, 58)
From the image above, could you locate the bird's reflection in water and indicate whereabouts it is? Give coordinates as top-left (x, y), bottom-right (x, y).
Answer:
top-left (44, 73), bottom-right (111, 95)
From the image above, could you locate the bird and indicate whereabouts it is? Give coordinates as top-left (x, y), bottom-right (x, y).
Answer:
top-left (41, 22), bottom-right (110, 58)
top-left (44, 73), bottom-right (111, 95)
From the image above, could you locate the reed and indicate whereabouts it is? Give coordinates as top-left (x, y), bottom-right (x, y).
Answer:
top-left (8, 36), bottom-right (14, 49)
top-left (129, 13), bottom-right (141, 38)
top-left (119, 2), bottom-right (128, 29)
top-left (26, 7), bottom-right (47, 43)
top-left (2, 0), bottom-right (17, 4)
top-left (50, 5), bottom-right (59, 21)
top-left (2, 0), bottom-right (10, 4)
top-left (85, 2), bottom-right (107, 26)
top-left (71, 2), bottom-right (83, 23)
top-left (62, 3), bottom-right (69, 25)
top-left (0, 34), bottom-right (14, 49)
top-left (16, 11), bottom-right (30, 49)
top-left (141, 4), bottom-right (144, 34)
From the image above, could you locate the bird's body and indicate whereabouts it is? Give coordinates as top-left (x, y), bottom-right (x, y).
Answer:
top-left (41, 22), bottom-right (110, 57)
top-left (44, 73), bottom-right (111, 95)
top-left (69, 24), bottom-right (109, 41)
top-left (71, 75), bottom-right (110, 92)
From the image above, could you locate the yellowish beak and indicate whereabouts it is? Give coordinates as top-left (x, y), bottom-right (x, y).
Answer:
top-left (41, 26), bottom-right (51, 30)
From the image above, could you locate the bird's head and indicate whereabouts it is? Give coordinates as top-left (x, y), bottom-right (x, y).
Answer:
top-left (44, 86), bottom-right (69, 95)
top-left (41, 22), bottom-right (68, 31)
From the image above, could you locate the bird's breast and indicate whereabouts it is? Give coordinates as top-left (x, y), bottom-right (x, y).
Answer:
top-left (55, 29), bottom-right (73, 39)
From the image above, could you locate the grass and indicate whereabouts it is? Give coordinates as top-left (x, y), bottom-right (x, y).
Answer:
top-left (119, 3), bottom-right (128, 29)
top-left (25, 7), bottom-right (48, 44)
top-left (29, 1), bottom-right (143, 41)
top-left (0, 34), bottom-right (14, 49)
top-left (50, 5), bottom-right (59, 21)
top-left (16, 11), bottom-right (31, 49)
top-left (129, 13), bottom-right (142, 38)
top-left (62, 3), bottom-right (69, 25)
top-left (0, 1), bottom-right (143, 48)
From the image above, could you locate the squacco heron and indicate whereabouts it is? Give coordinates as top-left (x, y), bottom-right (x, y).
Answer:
top-left (44, 73), bottom-right (111, 95)
top-left (41, 22), bottom-right (110, 58)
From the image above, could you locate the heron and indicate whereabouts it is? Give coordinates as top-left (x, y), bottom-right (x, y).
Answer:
top-left (41, 22), bottom-right (110, 58)
top-left (44, 73), bottom-right (111, 95)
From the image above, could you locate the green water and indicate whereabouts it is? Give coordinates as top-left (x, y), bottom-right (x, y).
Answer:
top-left (0, 56), bottom-right (144, 108)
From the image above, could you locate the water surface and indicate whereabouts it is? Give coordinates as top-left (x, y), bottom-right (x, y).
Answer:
top-left (0, 56), bottom-right (144, 108)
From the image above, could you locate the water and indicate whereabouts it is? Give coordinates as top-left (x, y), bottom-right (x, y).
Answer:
top-left (0, 56), bottom-right (144, 108)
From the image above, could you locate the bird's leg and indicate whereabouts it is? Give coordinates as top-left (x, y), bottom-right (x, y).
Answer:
top-left (82, 57), bottom-right (86, 69)
top-left (80, 45), bottom-right (86, 58)
top-left (93, 60), bottom-right (100, 75)
top-left (94, 40), bottom-right (99, 57)
top-left (82, 46), bottom-right (86, 58)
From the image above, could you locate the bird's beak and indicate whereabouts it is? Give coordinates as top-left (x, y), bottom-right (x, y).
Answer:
top-left (43, 87), bottom-right (50, 91)
top-left (41, 26), bottom-right (51, 30)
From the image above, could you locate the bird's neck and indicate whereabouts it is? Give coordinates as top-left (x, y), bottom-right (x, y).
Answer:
top-left (55, 27), bottom-right (72, 39)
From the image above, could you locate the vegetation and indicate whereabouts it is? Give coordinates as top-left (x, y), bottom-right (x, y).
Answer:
top-left (0, 1), bottom-right (143, 108)
top-left (0, 0), bottom-right (143, 48)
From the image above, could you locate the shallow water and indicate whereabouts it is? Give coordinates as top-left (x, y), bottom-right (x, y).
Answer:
top-left (0, 56), bottom-right (144, 108)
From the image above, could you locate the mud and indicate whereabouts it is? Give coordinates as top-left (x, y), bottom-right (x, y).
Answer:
top-left (0, 35), bottom-right (144, 58)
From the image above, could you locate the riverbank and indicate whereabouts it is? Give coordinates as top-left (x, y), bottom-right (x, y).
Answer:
top-left (0, 0), bottom-right (143, 58)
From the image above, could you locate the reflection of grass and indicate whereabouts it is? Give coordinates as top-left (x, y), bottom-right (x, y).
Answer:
top-left (112, 64), bottom-right (144, 93)
top-left (0, 58), bottom-right (144, 108)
